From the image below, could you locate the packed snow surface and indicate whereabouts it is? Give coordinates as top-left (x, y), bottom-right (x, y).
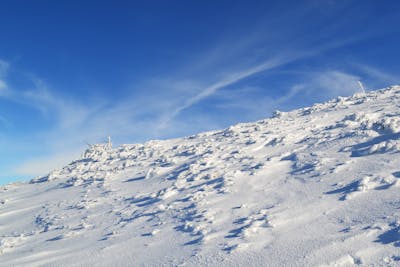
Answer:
top-left (1, 86), bottom-right (400, 266)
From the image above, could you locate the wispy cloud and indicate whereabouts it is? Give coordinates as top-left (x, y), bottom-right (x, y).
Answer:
top-left (158, 56), bottom-right (291, 129)
top-left (286, 70), bottom-right (362, 104)
top-left (313, 71), bottom-right (361, 96)
top-left (209, 70), bottom-right (362, 121)
top-left (14, 150), bottom-right (81, 176)
top-left (157, 33), bottom-right (372, 130)
top-left (351, 63), bottom-right (399, 88)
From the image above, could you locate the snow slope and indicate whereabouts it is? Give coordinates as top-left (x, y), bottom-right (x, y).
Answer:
top-left (1, 86), bottom-right (400, 266)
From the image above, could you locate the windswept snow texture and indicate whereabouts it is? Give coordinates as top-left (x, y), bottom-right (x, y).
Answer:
top-left (2, 86), bottom-right (400, 266)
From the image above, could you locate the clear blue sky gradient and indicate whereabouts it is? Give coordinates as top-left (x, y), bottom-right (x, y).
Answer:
top-left (0, 0), bottom-right (399, 184)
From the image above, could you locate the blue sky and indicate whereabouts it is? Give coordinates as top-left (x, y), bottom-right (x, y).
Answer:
top-left (0, 0), bottom-right (399, 184)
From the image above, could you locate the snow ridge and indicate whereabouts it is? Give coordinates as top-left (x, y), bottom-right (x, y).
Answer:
top-left (1, 86), bottom-right (400, 266)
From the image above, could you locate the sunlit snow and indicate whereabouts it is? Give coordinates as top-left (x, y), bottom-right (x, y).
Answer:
top-left (1, 86), bottom-right (400, 266)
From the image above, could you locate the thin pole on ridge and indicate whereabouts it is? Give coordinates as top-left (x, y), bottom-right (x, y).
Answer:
top-left (357, 80), bottom-right (366, 93)
top-left (108, 136), bottom-right (112, 149)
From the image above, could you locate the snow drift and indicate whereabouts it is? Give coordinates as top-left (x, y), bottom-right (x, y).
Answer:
top-left (1, 86), bottom-right (400, 266)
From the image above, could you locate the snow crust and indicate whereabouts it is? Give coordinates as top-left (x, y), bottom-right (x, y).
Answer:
top-left (1, 86), bottom-right (400, 266)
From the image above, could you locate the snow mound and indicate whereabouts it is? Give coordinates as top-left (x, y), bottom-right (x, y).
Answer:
top-left (1, 86), bottom-right (400, 266)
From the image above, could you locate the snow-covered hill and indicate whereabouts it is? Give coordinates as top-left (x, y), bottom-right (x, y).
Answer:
top-left (1, 86), bottom-right (400, 266)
